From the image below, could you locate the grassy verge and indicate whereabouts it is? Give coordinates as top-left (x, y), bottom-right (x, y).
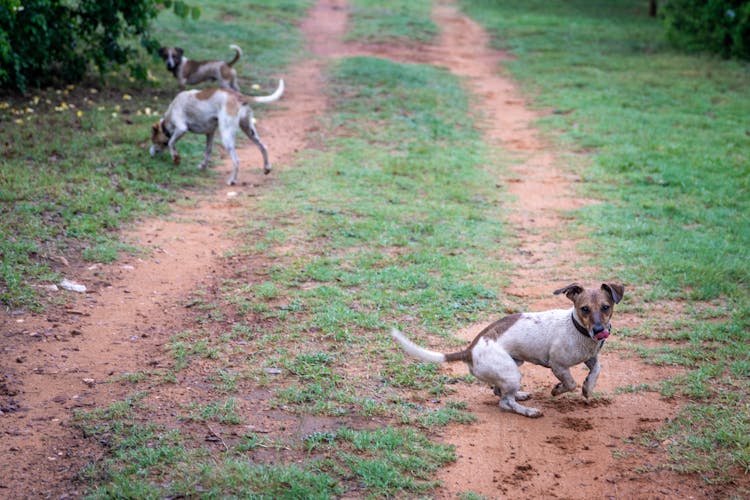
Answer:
top-left (0, 0), bottom-right (310, 309)
top-left (347, 0), bottom-right (438, 43)
top-left (459, 0), bottom-right (750, 482)
top-left (74, 53), bottom-right (509, 496)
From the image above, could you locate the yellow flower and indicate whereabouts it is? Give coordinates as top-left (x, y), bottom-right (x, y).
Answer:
top-left (77, 110), bottom-right (83, 118)
top-left (89, 88), bottom-right (98, 94)
top-left (14, 118), bottom-right (23, 124)
top-left (122, 94), bottom-right (132, 101)
top-left (0, 102), bottom-right (9, 109)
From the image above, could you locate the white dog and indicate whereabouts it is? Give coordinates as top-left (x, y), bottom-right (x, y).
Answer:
top-left (391, 282), bottom-right (624, 418)
top-left (150, 80), bottom-right (284, 185)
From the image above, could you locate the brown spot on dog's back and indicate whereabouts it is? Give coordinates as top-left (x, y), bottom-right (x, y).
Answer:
top-left (444, 313), bottom-right (522, 363)
top-left (196, 88), bottom-right (220, 100)
top-left (474, 313), bottom-right (522, 343)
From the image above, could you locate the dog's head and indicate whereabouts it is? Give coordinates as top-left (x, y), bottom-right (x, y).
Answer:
top-left (553, 282), bottom-right (624, 341)
top-left (158, 46), bottom-right (184, 71)
top-left (149, 119), bottom-right (169, 156)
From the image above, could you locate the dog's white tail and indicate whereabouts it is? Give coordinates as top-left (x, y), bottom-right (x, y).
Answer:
top-left (253, 79), bottom-right (285, 103)
top-left (390, 328), bottom-right (446, 363)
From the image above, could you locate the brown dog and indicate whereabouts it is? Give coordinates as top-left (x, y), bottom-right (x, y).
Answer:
top-left (158, 44), bottom-right (242, 91)
top-left (392, 282), bottom-right (624, 417)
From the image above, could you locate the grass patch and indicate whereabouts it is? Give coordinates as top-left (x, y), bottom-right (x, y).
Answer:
top-left (347, 0), bottom-right (437, 44)
top-left (459, 0), bottom-right (750, 483)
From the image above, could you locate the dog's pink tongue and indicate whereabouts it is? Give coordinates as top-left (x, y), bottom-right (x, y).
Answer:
top-left (595, 330), bottom-right (610, 341)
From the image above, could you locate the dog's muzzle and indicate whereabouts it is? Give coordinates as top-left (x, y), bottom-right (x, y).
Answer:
top-left (592, 324), bottom-right (610, 341)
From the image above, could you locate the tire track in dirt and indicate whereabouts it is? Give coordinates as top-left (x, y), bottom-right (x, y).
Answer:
top-left (422, 3), bottom-right (711, 498)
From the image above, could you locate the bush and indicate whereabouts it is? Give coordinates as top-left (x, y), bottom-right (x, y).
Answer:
top-left (662, 0), bottom-right (750, 60)
top-left (0, 0), bottom-right (199, 93)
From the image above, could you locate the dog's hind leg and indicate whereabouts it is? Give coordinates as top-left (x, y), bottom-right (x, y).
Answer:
top-left (198, 131), bottom-right (216, 171)
top-left (477, 354), bottom-right (542, 418)
top-left (493, 385), bottom-right (530, 401)
top-left (240, 113), bottom-right (271, 175)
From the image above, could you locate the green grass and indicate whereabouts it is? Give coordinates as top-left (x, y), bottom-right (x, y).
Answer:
top-left (459, 0), bottom-right (750, 482)
top-left (347, 0), bottom-right (437, 44)
top-left (0, 0), bottom-right (311, 309)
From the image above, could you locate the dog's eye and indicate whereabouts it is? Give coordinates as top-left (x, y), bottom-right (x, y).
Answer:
top-left (601, 304), bottom-right (610, 312)
top-left (580, 306), bottom-right (590, 314)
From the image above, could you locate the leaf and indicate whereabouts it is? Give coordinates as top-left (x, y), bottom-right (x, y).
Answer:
top-left (191, 6), bottom-right (201, 21)
top-left (173, 1), bottom-right (188, 19)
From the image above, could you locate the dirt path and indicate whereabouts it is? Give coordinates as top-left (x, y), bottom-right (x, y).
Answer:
top-left (0, 0), bottom-right (714, 497)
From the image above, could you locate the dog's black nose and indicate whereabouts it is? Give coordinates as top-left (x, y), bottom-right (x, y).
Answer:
top-left (592, 324), bottom-right (605, 334)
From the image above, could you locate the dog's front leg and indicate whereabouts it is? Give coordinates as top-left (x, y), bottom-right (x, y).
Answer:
top-left (167, 128), bottom-right (188, 165)
top-left (199, 131), bottom-right (216, 170)
top-left (582, 356), bottom-right (600, 399)
top-left (550, 364), bottom-right (577, 396)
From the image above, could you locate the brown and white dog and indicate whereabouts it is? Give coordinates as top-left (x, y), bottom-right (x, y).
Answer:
top-left (158, 44), bottom-right (243, 91)
top-left (391, 282), bottom-right (624, 418)
top-left (149, 79), bottom-right (284, 185)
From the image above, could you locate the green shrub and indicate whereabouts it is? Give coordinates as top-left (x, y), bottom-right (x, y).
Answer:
top-left (0, 0), bottom-right (199, 92)
top-left (662, 0), bottom-right (750, 59)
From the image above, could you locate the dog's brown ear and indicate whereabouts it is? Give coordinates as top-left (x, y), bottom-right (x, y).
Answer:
top-left (553, 283), bottom-right (584, 301)
top-left (601, 283), bottom-right (624, 304)
top-left (175, 47), bottom-right (184, 57)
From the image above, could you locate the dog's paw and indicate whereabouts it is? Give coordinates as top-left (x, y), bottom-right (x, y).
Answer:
top-left (516, 391), bottom-right (531, 401)
top-left (263, 165), bottom-right (272, 175)
top-left (552, 382), bottom-right (575, 396)
top-left (526, 408), bottom-right (543, 418)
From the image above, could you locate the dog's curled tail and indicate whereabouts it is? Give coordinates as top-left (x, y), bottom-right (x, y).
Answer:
top-left (227, 44), bottom-right (243, 66)
top-left (253, 79), bottom-right (285, 103)
top-left (390, 328), bottom-right (447, 363)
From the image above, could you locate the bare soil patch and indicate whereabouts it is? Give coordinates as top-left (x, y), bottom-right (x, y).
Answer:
top-left (0, 0), bottom-right (728, 497)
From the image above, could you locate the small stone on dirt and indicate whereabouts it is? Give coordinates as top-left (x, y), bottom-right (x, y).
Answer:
top-left (60, 279), bottom-right (86, 293)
